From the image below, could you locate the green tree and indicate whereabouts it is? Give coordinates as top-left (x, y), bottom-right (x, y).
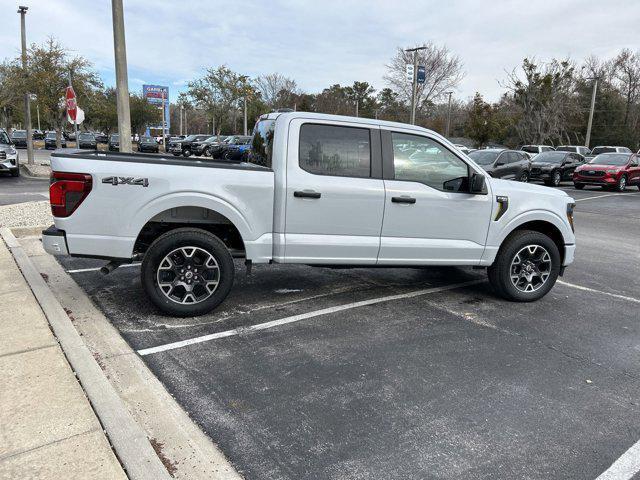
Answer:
top-left (465, 93), bottom-right (502, 147)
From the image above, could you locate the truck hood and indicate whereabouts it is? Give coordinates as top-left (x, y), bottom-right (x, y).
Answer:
top-left (490, 177), bottom-right (571, 199)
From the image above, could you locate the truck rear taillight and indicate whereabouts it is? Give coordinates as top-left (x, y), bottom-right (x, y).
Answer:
top-left (49, 172), bottom-right (92, 217)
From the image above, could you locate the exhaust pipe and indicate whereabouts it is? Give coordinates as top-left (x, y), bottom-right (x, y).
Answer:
top-left (100, 261), bottom-right (124, 275)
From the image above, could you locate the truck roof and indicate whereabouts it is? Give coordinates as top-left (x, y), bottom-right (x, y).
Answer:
top-left (261, 111), bottom-right (439, 136)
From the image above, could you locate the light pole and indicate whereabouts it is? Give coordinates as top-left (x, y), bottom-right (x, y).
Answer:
top-left (405, 46), bottom-right (427, 125)
top-left (111, 0), bottom-right (132, 153)
top-left (243, 96), bottom-right (248, 136)
top-left (179, 105), bottom-right (183, 136)
top-left (585, 77), bottom-right (598, 149)
top-left (445, 91), bottom-right (453, 138)
top-left (18, 6), bottom-right (34, 165)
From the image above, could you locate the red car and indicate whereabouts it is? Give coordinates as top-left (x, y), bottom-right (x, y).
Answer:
top-left (573, 153), bottom-right (640, 191)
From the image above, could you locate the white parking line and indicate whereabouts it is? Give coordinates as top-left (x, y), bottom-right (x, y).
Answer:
top-left (137, 279), bottom-right (484, 356)
top-left (575, 192), bottom-right (640, 202)
top-left (595, 438), bottom-right (640, 480)
top-left (557, 280), bottom-right (640, 304)
top-left (66, 263), bottom-right (140, 274)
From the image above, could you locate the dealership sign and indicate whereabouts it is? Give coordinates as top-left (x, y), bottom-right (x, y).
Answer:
top-left (143, 84), bottom-right (170, 131)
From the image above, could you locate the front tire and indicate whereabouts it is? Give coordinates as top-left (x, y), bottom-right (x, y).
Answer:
top-left (141, 228), bottom-right (235, 317)
top-left (11, 168), bottom-right (19, 177)
top-left (574, 183), bottom-right (584, 190)
top-left (519, 171), bottom-right (529, 182)
top-left (616, 175), bottom-right (627, 192)
top-left (546, 170), bottom-right (562, 187)
top-left (487, 230), bottom-right (561, 302)
top-left (183, 149), bottom-right (192, 157)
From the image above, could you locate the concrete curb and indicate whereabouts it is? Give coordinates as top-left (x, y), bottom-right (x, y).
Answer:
top-left (0, 227), bottom-right (172, 480)
top-left (10, 225), bottom-right (50, 239)
top-left (21, 163), bottom-right (51, 179)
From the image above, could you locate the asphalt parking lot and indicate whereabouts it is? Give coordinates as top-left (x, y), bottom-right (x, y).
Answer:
top-left (50, 184), bottom-right (640, 480)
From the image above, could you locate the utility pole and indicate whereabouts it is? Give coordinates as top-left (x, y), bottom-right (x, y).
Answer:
top-left (111, 0), bottom-right (132, 153)
top-left (405, 46), bottom-right (427, 125)
top-left (243, 96), bottom-right (248, 136)
top-left (445, 91), bottom-right (453, 138)
top-left (18, 6), bottom-right (34, 165)
top-left (36, 102), bottom-right (40, 130)
top-left (585, 78), bottom-right (598, 149)
top-left (161, 91), bottom-right (166, 152)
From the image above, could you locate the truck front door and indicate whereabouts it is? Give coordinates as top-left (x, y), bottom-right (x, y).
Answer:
top-left (378, 130), bottom-right (493, 265)
top-left (283, 119), bottom-right (385, 264)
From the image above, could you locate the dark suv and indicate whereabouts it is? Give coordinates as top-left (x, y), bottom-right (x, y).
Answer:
top-left (168, 134), bottom-right (210, 157)
top-left (10, 130), bottom-right (28, 148)
top-left (529, 151), bottom-right (584, 186)
top-left (468, 149), bottom-right (531, 182)
top-left (44, 131), bottom-right (67, 149)
top-left (108, 134), bottom-right (120, 151)
top-left (77, 132), bottom-right (98, 150)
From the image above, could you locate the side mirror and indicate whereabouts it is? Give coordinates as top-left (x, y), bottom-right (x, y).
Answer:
top-left (470, 173), bottom-right (486, 194)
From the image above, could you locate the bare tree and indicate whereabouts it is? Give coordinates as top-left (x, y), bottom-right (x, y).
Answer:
top-left (612, 49), bottom-right (640, 127)
top-left (384, 42), bottom-right (464, 114)
top-left (255, 73), bottom-right (298, 109)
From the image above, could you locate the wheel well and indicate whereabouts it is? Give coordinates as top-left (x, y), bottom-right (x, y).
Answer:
top-left (507, 220), bottom-right (565, 263)
top-left (133, 207), bottom-right (245, 257)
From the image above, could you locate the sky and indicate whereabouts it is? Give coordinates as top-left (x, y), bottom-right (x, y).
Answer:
top-left (1, 0), bottom-right (638, 103)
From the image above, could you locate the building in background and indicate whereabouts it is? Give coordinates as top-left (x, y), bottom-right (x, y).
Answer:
top-left (142, 84), bottom-right (169, 137)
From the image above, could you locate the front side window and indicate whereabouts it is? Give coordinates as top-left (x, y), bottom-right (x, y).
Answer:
top-left (0, 132), bottom-right (9, 144)
top-left (299, 124), bottom-right (371, 178)
top-left (391, 132), bottom-right (469, 192)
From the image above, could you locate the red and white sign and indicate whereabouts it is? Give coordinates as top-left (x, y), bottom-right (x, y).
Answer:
top-left (66, 86), bottom-right (77, 121)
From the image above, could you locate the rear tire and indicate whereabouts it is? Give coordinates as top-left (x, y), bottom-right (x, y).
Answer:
top-left (487, 230), bottom-right (561, 302)
top-left (141, 228), bottom-right (235, 317)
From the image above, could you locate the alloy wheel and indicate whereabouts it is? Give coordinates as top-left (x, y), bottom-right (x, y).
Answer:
top-left (156, 246), bottom-right (220, 304)
top-left (509, 244), bottom-right (552, 293)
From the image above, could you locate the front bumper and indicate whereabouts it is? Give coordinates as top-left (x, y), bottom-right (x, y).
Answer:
top-left (529, 170), bottom-right (552, 180)
top-left (42, 226), bottom-right (69, 256)
top-left (1, 158), bottom-right (18, 172)
top-left (573, 173), bottom-right (616, 185)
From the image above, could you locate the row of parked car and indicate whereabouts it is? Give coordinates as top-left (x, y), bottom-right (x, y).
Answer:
top-left (463, 144), bottom-right (640, 191)
top-left (166, 134), bottom-right (253, 161)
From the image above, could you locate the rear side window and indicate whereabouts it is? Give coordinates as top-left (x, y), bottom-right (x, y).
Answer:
top-left (299, 124), bottom-right (371, 178)
top-left (248, 119), bottom-right (275, 168)
top-left (506, 152), bottom-right (521, 163)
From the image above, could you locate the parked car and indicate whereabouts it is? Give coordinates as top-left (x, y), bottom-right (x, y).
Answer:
top-left (138, 136), bottom-right (160, 153)
top-left (43, 111), bottom-right (576, 317)
top-left (223, 136), bottom-right (253, 161)
top-left (195, 136), bottom-right (227, 157)
top-left (167, 134), bottom-right (210, 157)
top-left (556, 145), bottom-right (591, 156)
top-left (44, 131), bottom-right (67, 149)
top-left (108, 134), bottom-right (120, 151)
top-left (529, 151), bottom-right (585, 186)
top-left (573, 152), bottom-right (640, 191)
top-left (94, 132), bottom-right (108, 144)
top-left (0, 129), bottom-right (20, 177)
top-left (453, 144), bottom-right (473, 155)
top-left (590, 146), bottom-right (632, 156)
top-left (76, 132), bottom-right (97, 150)
top-left (10, 130), bottom-right (28, 148)
top-left (32, 129), bottom-right (45, 140)
top-left (520, 145), bottom-right (555, 157)
top-left (468, 149), bottom-right (531, 182)
top-left (213, 135), bottom-right (252, 159)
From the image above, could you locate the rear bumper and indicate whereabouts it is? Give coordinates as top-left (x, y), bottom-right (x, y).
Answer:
top-left (42, 226), bottom-right (69, 256)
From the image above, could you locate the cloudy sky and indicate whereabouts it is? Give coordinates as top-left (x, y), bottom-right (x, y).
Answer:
top-left (1, 0), bottom-right (637, 103)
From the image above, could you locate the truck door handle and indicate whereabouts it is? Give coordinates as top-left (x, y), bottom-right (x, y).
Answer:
top-left (294, 190), bottom-right (321, 199)
top-left (391, 196), bottom-right (416, 204)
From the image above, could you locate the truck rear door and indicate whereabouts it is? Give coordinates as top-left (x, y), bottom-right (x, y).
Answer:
top-left (283, 118), bottom-right (384, 264)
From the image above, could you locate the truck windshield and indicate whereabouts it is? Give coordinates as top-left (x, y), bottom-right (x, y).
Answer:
top-left (248, 119), bottom-right (275, 168)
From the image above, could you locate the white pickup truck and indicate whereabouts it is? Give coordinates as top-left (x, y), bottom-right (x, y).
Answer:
top-left (43, 112), bottom-right (576, 316)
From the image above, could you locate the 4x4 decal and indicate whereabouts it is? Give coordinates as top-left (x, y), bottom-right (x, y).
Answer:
top-left (102, 176), bottom-right (149, 187)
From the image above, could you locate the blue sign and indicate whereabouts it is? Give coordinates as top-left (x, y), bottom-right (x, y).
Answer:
top-left (142, 84), bottom-right (170, 132)
top-left (417, 66), bottom-right (426, 84)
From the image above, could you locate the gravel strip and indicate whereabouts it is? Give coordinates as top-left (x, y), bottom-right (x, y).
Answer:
top-left (0, 201), bottom-right (53, 228)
